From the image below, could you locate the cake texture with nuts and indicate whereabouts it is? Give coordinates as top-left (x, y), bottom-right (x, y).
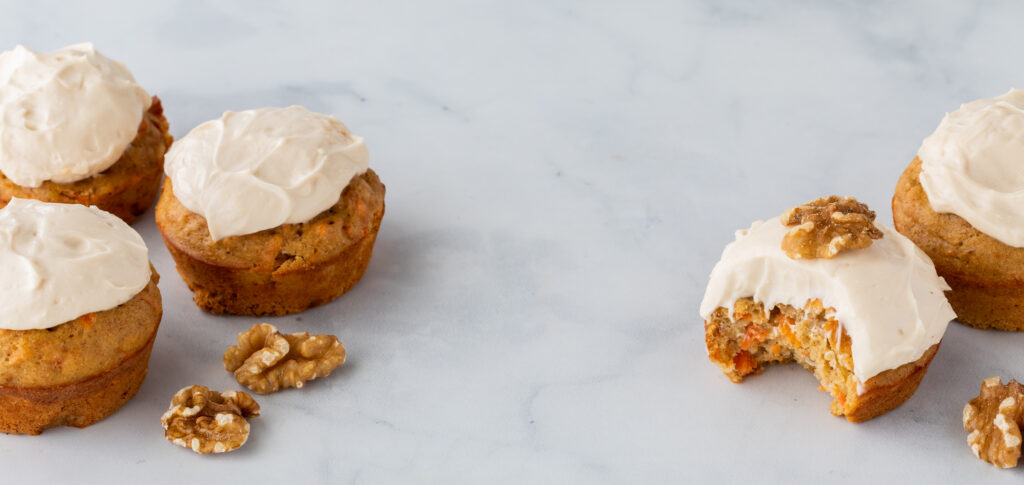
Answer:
top-left (701, 197), bottom-right (955, 422)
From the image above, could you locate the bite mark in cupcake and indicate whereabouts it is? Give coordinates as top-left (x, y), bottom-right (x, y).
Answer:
top-left (701, 197), bottom-right (955, 422)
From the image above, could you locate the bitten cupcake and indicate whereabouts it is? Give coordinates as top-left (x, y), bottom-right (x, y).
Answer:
top-left (0, 43), bottom-right (172, 223)
top-left (893, 89), bottom-right (1024, 330)
top-left (701, 196), bottom-right (955, 422)
top-left (155, 106), bottom-right (385, 316)
top-left (0, 198), bottom-right (161, 434)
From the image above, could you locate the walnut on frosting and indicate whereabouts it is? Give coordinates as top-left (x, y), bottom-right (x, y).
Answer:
top-left (780, 196), bottom-right (883, 260)
top-left (963, 377), bottom-right (1024, 469)
top-left (223, 323), bottom-right (346, 394)
top-left (161, 385), bottom-right (260, 455)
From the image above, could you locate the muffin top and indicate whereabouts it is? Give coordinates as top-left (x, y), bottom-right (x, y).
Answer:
top-left (0, 43), bottom-right (151, 188)
top-left (700, 216), bottom-right (955, 381)
top-left (0, 198), bottom-right (150, 330)
top-left (164, 106), bottom-right (369, 241)
top-left (918, 89), bottom-right (1024, 247)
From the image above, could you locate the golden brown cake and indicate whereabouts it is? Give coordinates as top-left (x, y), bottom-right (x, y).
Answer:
top-left (701, 197), bottom-right (955, 422)
top-left (705, 298), bottom-right (939, 422)
top-left (0, 272), bottom-right (161, 434)
top-left (0, 43), bottom-right (170, 224)
top-left (0, 198), bottom-right (160, 435)
top-left (156, 171), bottom-right (385, 316)
top-left (156, 106), bottom-right (384, 316)
top-left (893, 158), bottom-right (1024, 330)
top-left (0, 98), bottom-right (172, 224)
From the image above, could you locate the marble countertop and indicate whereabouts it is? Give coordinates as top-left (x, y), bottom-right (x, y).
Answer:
top-left (1, 1), bottom-right (1023, 483)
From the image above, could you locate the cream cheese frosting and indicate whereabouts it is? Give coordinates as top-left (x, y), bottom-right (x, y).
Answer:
top-left (0, 43), bottom-right (152, 187)
top-left (918, 89), bottom-right (1024, 247)
top-left (164, 106), bottom-right (369, 241)
top-left (699, 217), bottom-right (955, 382)
top-left (0, 198), bottom-right (151, 330)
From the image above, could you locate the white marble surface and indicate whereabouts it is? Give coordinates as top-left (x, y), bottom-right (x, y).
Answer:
top-left (1, 0), bottom-right (1023, 483)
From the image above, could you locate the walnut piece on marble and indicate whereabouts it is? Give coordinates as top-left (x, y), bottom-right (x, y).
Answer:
top-left (963, 376), bottom-right (1024, 468)
top-left (780, 195), bottom-right (883, 260)
top-left (161, 385), bottom-right (261, 455)
top-left (224, 323), bottom-right (347, 394)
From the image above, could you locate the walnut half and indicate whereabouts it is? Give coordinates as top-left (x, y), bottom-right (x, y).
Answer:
top-left (963, 376), bottom-right (1024, 468)
top-left (161, 385), bottom-right (261, 455)
top-left (780, 195), bottom-right (883, 259)
top-left (224, 323), bottom-right (347, 394)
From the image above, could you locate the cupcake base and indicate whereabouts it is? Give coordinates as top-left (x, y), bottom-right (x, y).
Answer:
top-left (156, 170), bottom-right (386, 316)
top-left (162, 226), bottom-right (380, 316)
top-left (893, 157), bottom-right (1024, 330)
top-left (0, 334), bottom-right (155, 435)
top-left (0, 96), bottom-right (172, 224)
top-left (0, 270), bottom-right (161, 435)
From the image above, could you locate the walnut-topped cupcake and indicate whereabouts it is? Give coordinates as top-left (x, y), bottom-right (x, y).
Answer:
top-left (0, 43), bottom-right (172, 223)
top-left (0, 198), bottom-right (162, 434)
top-left (155, 106), bottom-right (385, 316)
top-left (702, 196), bottom-right (955, 422)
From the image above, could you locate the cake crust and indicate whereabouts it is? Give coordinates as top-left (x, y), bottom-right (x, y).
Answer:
top-left (0, 97), bottom-right (172, 224)
top-left (893, 157), bottom-right (1024, 330)
top-left (156, 170), bottom-right (385, 316)
top-left (0, 270), bottom-right (162, 434)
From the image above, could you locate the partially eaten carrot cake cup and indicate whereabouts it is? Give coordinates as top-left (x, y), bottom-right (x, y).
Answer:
top-left (700, 196), bottom-right (955, 422)
top-left (156, 106), bottom-right (385, 316)
top-left (0, 43), bottom-right (172, 223)
top-left (0, 199), bottom-right (161, 434)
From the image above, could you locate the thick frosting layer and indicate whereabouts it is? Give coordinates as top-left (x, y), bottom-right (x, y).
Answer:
top-left (164, 106), bottom-right (369, 241)
top-left (699, 217), bottom-right (955, 382)
top-left (0, 43), bottom-right (151, 187)
top-left (918, 89), bottom-right (1024, 247)
top-left (0, 199), bottom-right (150, 330)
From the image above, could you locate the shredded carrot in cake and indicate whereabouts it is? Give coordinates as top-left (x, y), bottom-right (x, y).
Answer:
top-left (740, 323), bottom-right (768, 350)
top-left (732, 351), bottom-right (756, 376)
top-left (778, 316), bottom-right (801, 347)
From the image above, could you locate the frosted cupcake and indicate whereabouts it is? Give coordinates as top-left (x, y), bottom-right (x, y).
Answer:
top-left (0, 199), bottom-right (161, 434)
top-left (702, 196), bottom-right (955, 422)
top-left (155, 106), bottom-right (385, 316)
top-left (0, 43), bottom-right (172, 223)
top-left (894, 89), bottom-right (1024, 330)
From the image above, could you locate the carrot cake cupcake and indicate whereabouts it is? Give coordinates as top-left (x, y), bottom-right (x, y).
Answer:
top-left (0, 198), bottom-right (161, 434)
top-left (155, 106), bottom-right (385, 316)
top-left (0, 43), bottom-right (172, 223)
top-left (701, 196), bottom-right (955, 422)
top-left (893, 89), bottom-right (1024, 330)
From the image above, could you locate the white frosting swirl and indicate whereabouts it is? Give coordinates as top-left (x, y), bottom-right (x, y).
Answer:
top-left (0, 199), bottom-right (151, 330)
top-left (0, 43), bottom-right (152, 187)
top-left (700, 217), bottom-right (955, 382)
top-left (164, 106), bottom-right (369, 241)
top-left (918, 89), bottom-right (1024, 247)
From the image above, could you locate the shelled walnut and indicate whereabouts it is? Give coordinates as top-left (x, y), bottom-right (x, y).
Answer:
top-left (780, 195), bottom-right (883, 260)
top-left (161, 385), bottom-right (261, 455)
top-left (963, 376), bottom-right (1024, 468)
top-left (224, 323), bottom-right (346, 394)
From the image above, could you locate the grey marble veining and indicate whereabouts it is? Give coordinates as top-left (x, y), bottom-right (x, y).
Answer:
top-left (0, 0), bottom-right (1022, 483)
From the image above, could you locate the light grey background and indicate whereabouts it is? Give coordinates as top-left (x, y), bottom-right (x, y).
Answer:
top-left (0, 1), bottom-right (1021, 483)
